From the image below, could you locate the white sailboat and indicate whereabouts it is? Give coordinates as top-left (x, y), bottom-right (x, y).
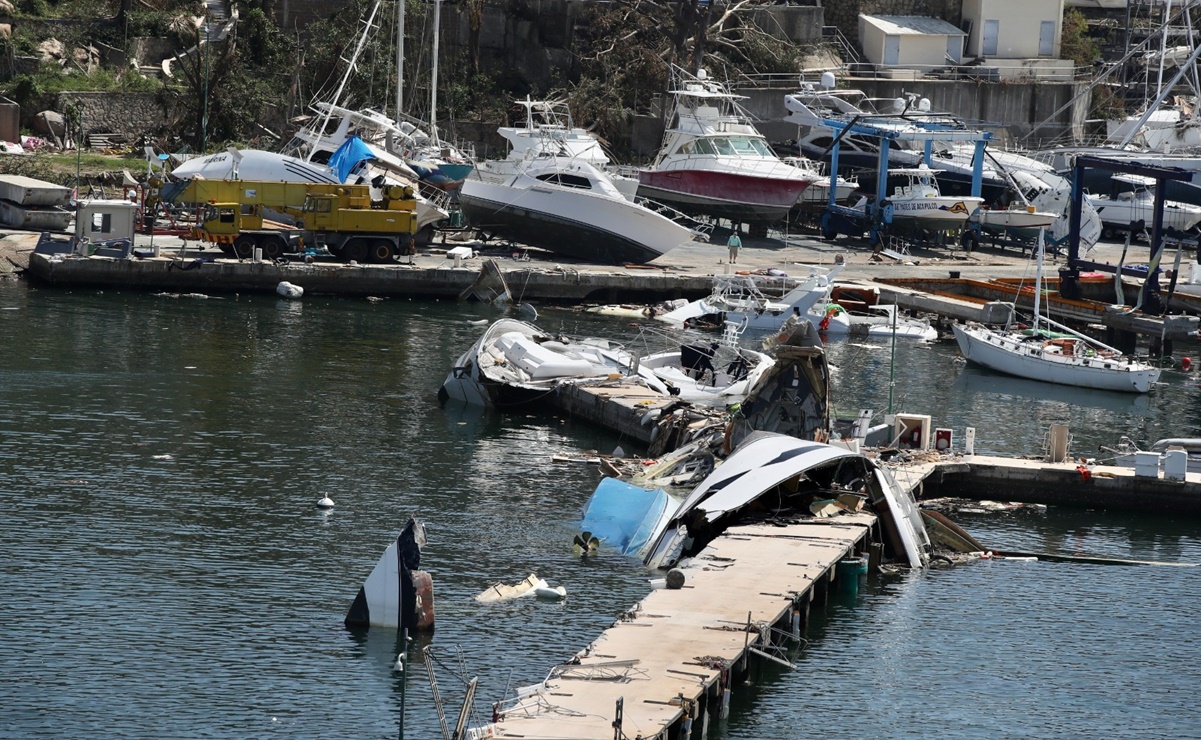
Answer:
top-left (952, 231), bottom-right (1162, 394)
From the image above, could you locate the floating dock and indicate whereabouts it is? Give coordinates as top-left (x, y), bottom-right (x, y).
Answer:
top-left (892, 454), bottom-right (1201, 516)
top-left (477, 517), bottom-right (874, 739)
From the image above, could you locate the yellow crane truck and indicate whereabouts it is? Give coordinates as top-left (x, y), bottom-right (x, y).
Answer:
top-left (182, 180), bottom-right (418, 263)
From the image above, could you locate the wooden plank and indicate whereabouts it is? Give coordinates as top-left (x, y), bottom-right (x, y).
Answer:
top-left (481, 516), bottom-right (874, 739)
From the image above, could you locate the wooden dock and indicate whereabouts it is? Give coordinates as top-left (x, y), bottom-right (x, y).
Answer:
top-left (478, 517), bottom-right (874, 739)
top-left (897, 454), bottom-right (1201, 515)
top-left (551, 378), bottom-right (715, 449)
top-left (874, 276), bottom-right (1200, 340)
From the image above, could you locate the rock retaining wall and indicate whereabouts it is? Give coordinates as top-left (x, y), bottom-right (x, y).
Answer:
top-left (54, 91), bottom-right (171, 141)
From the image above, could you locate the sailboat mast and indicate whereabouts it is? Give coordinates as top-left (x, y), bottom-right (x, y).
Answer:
top-left (395, 0), bottom-right (404, 120)
top-left (1157, 0), bottom-right (1172, 99)
top-left (306, 0), bottom-right (385, 163)
top-left (1033, 228), bottom-right (1045, 333)
top-left (429, 0), bottom-right (441, 141)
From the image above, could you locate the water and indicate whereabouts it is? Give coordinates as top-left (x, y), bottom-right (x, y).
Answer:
top-left (1, 282), bottom-right (1198, 738)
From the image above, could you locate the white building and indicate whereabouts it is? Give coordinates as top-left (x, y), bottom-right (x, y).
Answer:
top-left (960, 0), bottom-right (1073, 80)
top-left (858, 15), bottom-right (967, 78)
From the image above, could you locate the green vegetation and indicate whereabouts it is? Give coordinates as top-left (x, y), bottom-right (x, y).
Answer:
top-left (0, 0), bottom-right (804, 154)
top-left (1060, 8), bottom-right (1100, 68)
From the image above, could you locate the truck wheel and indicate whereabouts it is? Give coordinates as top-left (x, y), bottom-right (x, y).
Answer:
top-left (341, 239), bottom-right (369, 263)
top-left (369, 240), bottom-right (396, 263)
top-left (218, 244), bottom-right (234, 257)
top-left (260, 235), bottom-right (287, 261)
top-left (232, 235), bottom-right (256, 259)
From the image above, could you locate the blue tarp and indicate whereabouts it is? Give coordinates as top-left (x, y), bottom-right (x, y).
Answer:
top-left (328, 135), bottom-right (376, 183)
top-left (580, 478), bottom-right (674, 558)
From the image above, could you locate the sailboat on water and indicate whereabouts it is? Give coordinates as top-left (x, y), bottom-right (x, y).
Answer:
top-left (952, 231), bottom-right (1161, 394)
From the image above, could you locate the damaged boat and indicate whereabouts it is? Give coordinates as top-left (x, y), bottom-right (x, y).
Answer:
top-left (440, 318), bottom-right (636, 408)
top-left (440, 318), bottom-right (773, 409)
top-left (344, 517), bottom-right (434, 631)
top-left (642, 432), bottom-right (930, 570)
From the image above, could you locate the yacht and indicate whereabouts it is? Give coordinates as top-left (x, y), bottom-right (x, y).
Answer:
top-left (1091, 173), bottom-right (1201, 236)
top-left (881, 165), bottom-right (984, 233)
top-left (475, 98), bottom-right (639, 199)
top-left (458, 156), bottom-right (705, 265)
top-left (637, 67), bottom-right (815, 226)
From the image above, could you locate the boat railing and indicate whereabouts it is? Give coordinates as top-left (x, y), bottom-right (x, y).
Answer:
top-left (633, 195), bottom-right (713, 238)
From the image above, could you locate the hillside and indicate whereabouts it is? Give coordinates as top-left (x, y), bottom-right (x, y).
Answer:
top-left (0, 0), bottom-right (815, 158)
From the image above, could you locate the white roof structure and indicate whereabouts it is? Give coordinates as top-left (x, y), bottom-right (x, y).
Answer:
top-left (860, 15), bottom-right (967, 37)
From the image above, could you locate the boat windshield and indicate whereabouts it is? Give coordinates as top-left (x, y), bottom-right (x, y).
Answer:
top-left (679, 136), bottom-right (773, 158)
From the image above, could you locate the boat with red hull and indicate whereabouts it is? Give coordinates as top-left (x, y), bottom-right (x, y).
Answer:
top-left (638, 66), bottom-right (814, 227)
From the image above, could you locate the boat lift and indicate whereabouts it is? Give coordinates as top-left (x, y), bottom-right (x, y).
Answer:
top-left (1064, 155), bottom-right (1193, 313)
top-left (815, 115), bottom-right (991, 246)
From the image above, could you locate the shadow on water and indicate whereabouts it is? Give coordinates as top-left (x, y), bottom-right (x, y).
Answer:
top-left (952, 363), bottom-right (1153, 416)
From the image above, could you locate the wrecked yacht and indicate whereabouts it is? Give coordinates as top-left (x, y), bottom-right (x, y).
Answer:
top-left (439, 318), bottom-right (637, 408)
top-left (440, 318), bottom-right (773, 409)
top-left (642, 432), bottom-right (930, 570)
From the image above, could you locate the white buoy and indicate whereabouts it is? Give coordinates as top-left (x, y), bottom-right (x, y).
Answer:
top-left (316, 495), bottom-right (335, 510)
top-left (393, 653), bottom-right (405, 672)
top-left (276, 281), bottom-right (304, 299)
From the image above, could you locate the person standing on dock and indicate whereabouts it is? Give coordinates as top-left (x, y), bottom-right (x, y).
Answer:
top-left (727, 228), bottom-right (742, 264)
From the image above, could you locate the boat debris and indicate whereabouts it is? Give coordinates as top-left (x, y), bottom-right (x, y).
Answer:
top-left (345, 518), bottom-right (434, 630)
top-left (475, 573), bottom-right (566, 603)
top-left (276, 281), bottom-right (304, 299)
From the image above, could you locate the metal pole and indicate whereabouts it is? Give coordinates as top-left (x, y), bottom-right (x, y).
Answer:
top-left (888, 300), bottom-right (896, 415)
top-left (429, 0), bottom-right (441, 140)
top-left (395, 0), bottom-right (405, 120)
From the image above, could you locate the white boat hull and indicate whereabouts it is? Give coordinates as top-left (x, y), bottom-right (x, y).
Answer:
top-left (953, 324), bottom-right (1160, 393)
top-left (459, 172), bottom-right (697, 264)
top-left (888, 196), bottom-right (985, 231)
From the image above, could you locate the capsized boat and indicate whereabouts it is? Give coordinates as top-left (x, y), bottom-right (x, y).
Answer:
top-left (952, 232), bottom-right (1161, 393)
top-left (580, 478), bottom-right (679, 558)
top-left (345, 517), bottom-right (433, 630)
top-left (642, 432), bottom-right (930, 570)
top-left (638, 66), bottom-right (814, 225)
top-left (459, 157), bottom-right (704, 265)
top-left (636, 339), bottom-right (773, 407)
top-left (815, 302), bottom-right (939, 341)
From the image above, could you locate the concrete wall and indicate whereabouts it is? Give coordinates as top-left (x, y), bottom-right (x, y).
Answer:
top-left (962, 0), bottom-right (1065, 59)
top-left (748, 7), bottom-right (825, 43)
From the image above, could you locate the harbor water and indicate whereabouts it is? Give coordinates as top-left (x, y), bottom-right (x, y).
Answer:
top-left (2, 281), bottom-right (1198, 738)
